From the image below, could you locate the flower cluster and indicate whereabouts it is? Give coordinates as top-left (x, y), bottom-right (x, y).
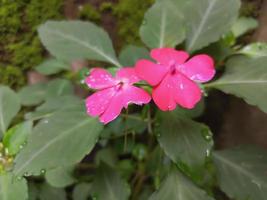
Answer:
top-left (85, 48), bottom-right (215, 124)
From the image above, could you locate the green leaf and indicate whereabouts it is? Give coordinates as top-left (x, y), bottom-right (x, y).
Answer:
top-left (213, 146), bottom-right (267, 200)
top-left (185, 0), bottom-right (241, 52)
top-left (36, 59), bottom-right (70, 75)
top-left (119, 45), bottom-right (150, 66)
top-left (0, 86), bottom-right (21, 135)
top-left (0, 173), bottom-right (28, 200)
top-left (45, 165), bottom-right (76, 188)
top-left (207, 56), bottom-right (267, 113)
top-left (91, 163), bottom-right (131, 200)
top-left (239, 42), bottom-right (267, 58)
top-left (38, 20), bottom-right (121, 67)
top-left (3, 121), bottom-right (33, 156)
top-left (231, 17), bottom-right (258, 37)
top-left (14, 103), bottom-right (103, 176)
top-left (174, 99), bottom-right (205, 119)
top-left (25, 96), bottom-right (81, 121)
top-left (156, 112), bottom-right (213, 177)
top-left (72, 183), bottom-right (91, 200)
top-left (140, 0), bottom-right (185, 48)
top-left (148, 169), bottom-right (214, 200)
top-left (45, 79), bottom-right (74, 99)
top-left (18, 83), bottom-right (47, 106)
top-left (39, 184), bottom-right (67, 200)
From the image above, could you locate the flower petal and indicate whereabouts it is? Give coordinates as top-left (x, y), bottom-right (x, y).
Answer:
top-left (99, 92), bottom-right (124, 124)
top-left (151, 48), bottom-right (189, 66)
top-left (86, 68), bottom-right (116, 89)
top-left (152, 74), bottom-right (177, 111)
top-left (173, 73), bottom-right (202, 109)
top-left (86, 87), bottom-right (116, 117)
top-left (116, 67), bottom-right (140, 84)
top-left (135, 59), bottom-right (168, 86)
top-left (122, 86), bottom-right (151, 107)
top-left (179, 54), bottom-right (215, 82)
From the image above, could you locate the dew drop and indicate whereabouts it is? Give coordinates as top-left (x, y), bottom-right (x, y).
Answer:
top-left (80, 80), bottom-right (85, 84)
top-left (19, 145), bottom-right (24, 149)
top-left (24, 172), bottom-right (30, 177)
top-left (201, 129), bottom-right (212, 141)
top-left (142, 19), bottom-right (147, 25)
top-left (43, 120), bottom-right (49, 124)
top-left (17, 176), bottom-right (22, 181)
top-left (40, 169), bottom-right (46, 174)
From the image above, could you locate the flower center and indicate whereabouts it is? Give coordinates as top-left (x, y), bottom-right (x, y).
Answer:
top-left (169, 61), bottom-right (177, 75)
top-left (115, 81), bottom-right (124, 91)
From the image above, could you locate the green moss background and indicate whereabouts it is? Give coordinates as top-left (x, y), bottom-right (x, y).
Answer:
top-left (0, 0), bottom-right (63, 89)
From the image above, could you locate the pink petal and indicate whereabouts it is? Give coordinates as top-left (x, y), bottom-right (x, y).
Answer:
top-left (151, 48), bottom-right (189, 66)
top-left (86, 87), bottom-right (116, 117)
top-left (179, 54), bottom-right (215, 83)
top-left (152, 74), bottom-right (177, 111)
top-left (116, 67), bottom-right (140, 84)
top-left (173, 73), bottom-right (202, 109)
top-left (135, 59), bottom-right (168, 86)
top-left (85, 68), bottom-right (116, 89)
top-left (122, 86), bottom-right (151, 107)
top-left (152, 73), bottom-right (202, 110)
top-left (99, 92), bottom-right (124, 124)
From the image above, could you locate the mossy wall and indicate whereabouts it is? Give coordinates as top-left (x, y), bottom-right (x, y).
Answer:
top-left (0, 0), bottom-right (63, 89)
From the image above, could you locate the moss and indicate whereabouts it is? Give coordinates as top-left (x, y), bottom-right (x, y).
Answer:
top-left (112, 0), bottom-right (154, 46)
top-left (0, 0), bottom-right (64, 89)
top-left (78, 4), bottom-right (101, 22)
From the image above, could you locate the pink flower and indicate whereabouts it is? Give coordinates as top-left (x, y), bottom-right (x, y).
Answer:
top-left (135, 48), bottom-right (215, 111)
top-left (85, 67), bottom-right (151, 124)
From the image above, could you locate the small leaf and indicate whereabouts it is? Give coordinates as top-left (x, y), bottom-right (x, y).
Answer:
top-left (0, 86), bottom-right (21, 135)
top-left (119, 45), bottom-right (150, 66)
top-left (156, 112), bottom-right (213, 178)
top-left (207, 56), bottom-right (267, 113)
top-left (45, 165), bottom-right (76, 188)
top-left (0, 173), bottom-right (28, 200)
top-left (39, 183), bottom-right (67, 200)
top-left (45, 79), bottom-right (74, 99)
top-left (25, 96), bottom-right (81, 121)
top-left (148, 169), bottom-right (214, 200)
top-left (18, 83), bottom-right (47, 106)
top-left (38, 21), bottom-right (121, 67)
top-left (140, 0), bottom-right (185, 48)
top-left (239, 42), bottom-right (267, 58)
top-left (231, 17), bottom-right (258, 37)
top-left (91, 163), bottom-right (131, 200)
top-left (3, 121), bottom-right (33, 155)
top-left (72, 183), bottom-right (91, 200)
top-left (185, 0), bottom-right (241, 52)
top-left (213, 146), bottom-right (267, 200)
top-left (14, 103), bottom-right (103, 176)
top-left (36, 59), bottom-right (70, 75)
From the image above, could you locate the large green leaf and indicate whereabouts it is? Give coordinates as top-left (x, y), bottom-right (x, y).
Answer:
top-left (3, 121), bottom-right (33, 156)
top-left (38, 20), bottom-right (121, 67)
top-left (185, 0), bottom-right (240, 52)
top-left (45, 165), bottom-right (76, 188)
top-left (149, 169), bottom-right (214, 200)
top-left (140, 0), bottom-right (185, 48)
top-left (14, 103), bottom-right (103, 176)
top-left (156, 112), bottom-right (213, 176)
top-left (39, 184), bottom-right (67, 200)
top-left (119, 45), bottom-right (150, 66)
top-left (36, 59), bottom-right (70, 75)
top-left (207, 56), bottom-right (267, 113)
top-left (91, 163), bottom-right (130, 200)
top-left (213, 146), bottom-right (267, 200)
top-left (18, 83), bottom-right (47, 106)
top-left (0, 86), bottom-right (21, 135)
top-left (45, 79), bottom-right (74, 99)
top-left (0, 173), bottom-right (28, 200)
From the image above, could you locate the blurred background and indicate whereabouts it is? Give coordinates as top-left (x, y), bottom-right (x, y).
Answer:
top-left (0, 0), bottom-right (267, 150)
